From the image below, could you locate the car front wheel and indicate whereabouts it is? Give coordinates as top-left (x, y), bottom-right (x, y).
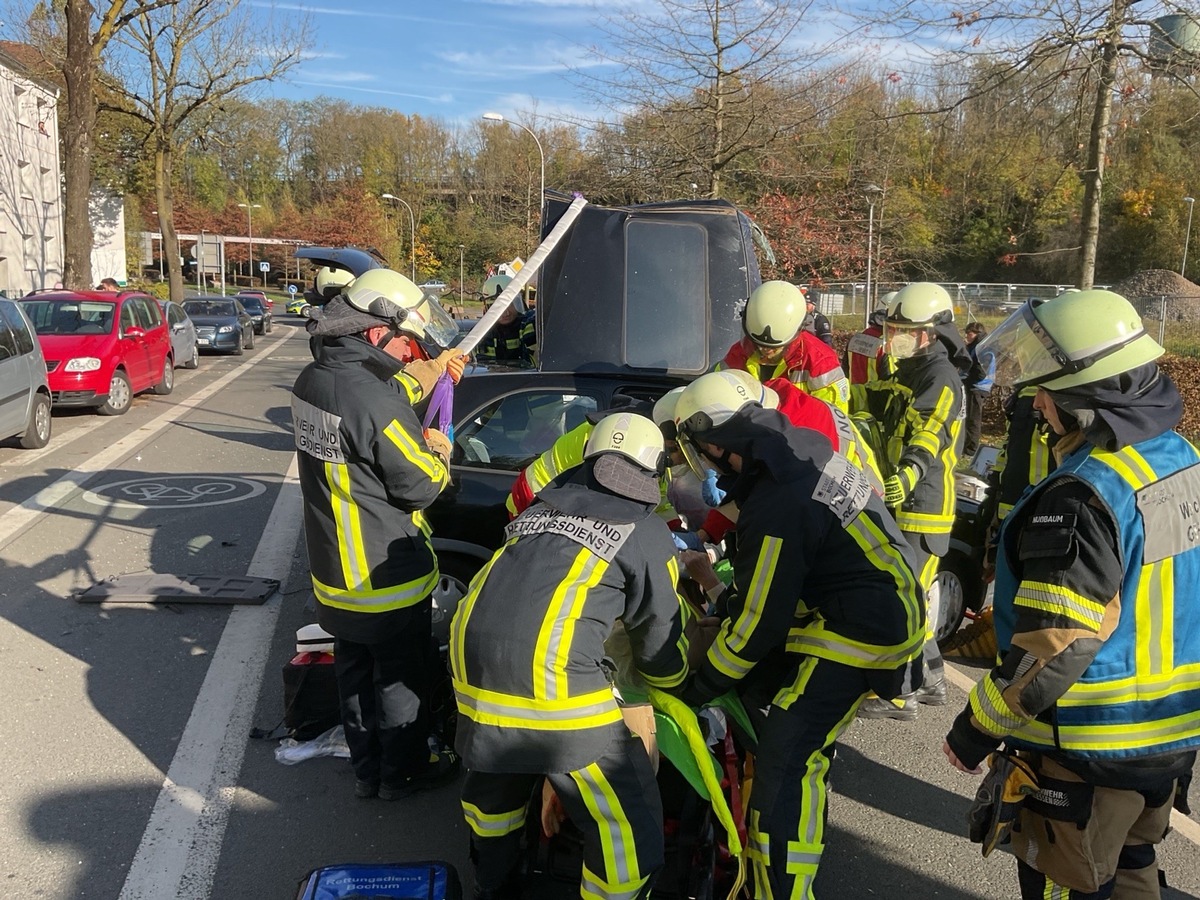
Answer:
top-left (431, 554), bottom-right (482, 650)
top-left (18, 392), bottom-right (52, 449)
top-left (99, 369), bottom-right (133, 416)
top-left (245, 327), bottom-right (255, 350)
top-left (184, 343), bottom-right (199, 369)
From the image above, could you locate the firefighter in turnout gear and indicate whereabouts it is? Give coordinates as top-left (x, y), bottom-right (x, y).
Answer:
top-left (852, 282), bottom-right (966, 720)
top-left (673, 371), bottom-right (925, 900)
top-left (291, 268), bottom-right (462, 801)
top-left (690, 369), bottom-right (886, 547)
top-left (476, 274), bottom-right (536, 367)
top-left (452, 413), bottom-right (691, 900)
top-left (718, 280), bottom-right (850, 411)
top-left (944, 289), bottom-right (1200, 899)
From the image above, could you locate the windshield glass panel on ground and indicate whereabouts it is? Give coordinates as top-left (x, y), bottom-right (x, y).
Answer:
top-left (21, 300), bottom-right (116, 335)
top-left (184, 300), bottom-right (237, 317)
top-left (624, 219), bottom-right (708, 370)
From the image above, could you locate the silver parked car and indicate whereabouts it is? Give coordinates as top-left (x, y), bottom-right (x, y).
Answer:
top-left (160, 300), bottom-right (199, 370)
top-left (0, 298), bottom-right (52, 448)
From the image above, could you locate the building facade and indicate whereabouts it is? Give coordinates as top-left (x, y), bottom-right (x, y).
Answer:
top-left (0, 45), bottom-right (62, 297)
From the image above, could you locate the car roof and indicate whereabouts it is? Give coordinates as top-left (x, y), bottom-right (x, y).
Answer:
top-left (20, 289), bottom-right (137, 302)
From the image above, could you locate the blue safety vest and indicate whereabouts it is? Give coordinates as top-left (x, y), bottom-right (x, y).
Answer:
top-left (995, 430), bottom-right (1200, 760)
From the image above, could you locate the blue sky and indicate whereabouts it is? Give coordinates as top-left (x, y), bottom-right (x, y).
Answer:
top-left (256, 0), bottom-right (612, 126)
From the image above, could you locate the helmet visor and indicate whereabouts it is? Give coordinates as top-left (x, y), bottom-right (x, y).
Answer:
top-left (976, 301), bottom-right (1084, 388)
top-left (415, 291), bottom-right (460, 349)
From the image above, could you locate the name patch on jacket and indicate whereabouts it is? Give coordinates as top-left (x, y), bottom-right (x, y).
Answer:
top-left (292, 396), bottom-right (345, 463)
top-left (505, 506), bottom-right (634, 562)
top-left (847, 332), bottom-right (883, 356)
top-left (1136, 462), bottom-right (1200, 564)
top-left (812, 452), bottom-right (872, 527)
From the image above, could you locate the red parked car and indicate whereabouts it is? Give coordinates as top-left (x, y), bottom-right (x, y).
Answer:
top-left (20, 289), bottom-right (174, 415)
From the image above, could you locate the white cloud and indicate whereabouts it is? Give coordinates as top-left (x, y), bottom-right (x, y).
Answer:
top-left (298, 69), bottom-right (375, 83)
top-left (292, 80), bottom-right (455, 103)
top-left (251, 1), bottom-right (479, 28)
top-left (437, 42), bottom-right (613, 77)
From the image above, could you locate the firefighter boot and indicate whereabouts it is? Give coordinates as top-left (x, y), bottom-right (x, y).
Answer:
top-left (856, 695), bottom-right (918, 721)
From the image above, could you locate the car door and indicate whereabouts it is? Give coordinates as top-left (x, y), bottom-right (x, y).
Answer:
top-left (430, 386), bottom-right (601, 553)
top-left (134, 297), bottom-right (169, 385)
top-left (117, 299), bottom-right (149, 388)
top-left (165, 303), bottom-right (189, 363)
top-left (234, 300), bottom-right (253, 337)
top-left (0, 311), bottom-right (26, 436)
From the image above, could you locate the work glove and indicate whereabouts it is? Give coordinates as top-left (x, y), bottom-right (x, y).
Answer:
top-left (701, 469), bottom-right (726, 508)
top-left (672, 531), bottom-right (704, 552)
top-left (883, 465), bottom-right (919, 507)
top-left (423, 428), bottom-right (452, 466)
top-left (436, 349), bottom-right (468, 384)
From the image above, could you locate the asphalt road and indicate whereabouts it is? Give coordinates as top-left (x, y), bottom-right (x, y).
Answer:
top-left (0, 320), bottom-right (1196, 899)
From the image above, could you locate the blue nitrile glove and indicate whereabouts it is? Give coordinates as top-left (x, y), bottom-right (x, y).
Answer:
top-left (701, 469), bottom-right (726, 508)
top-left (673, 531), bottom-right (704, 552)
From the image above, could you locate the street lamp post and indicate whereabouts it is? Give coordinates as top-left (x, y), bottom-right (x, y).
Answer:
top-left (862, 183), bottom-right (884, 329)
top-left (482, 112), bottom-right (545, 244)
top-left (459, 244), bottom-right (465, 306)
top-left (381, 193), bottom-right (417, 281)
top-left (237, 202), bottom-right (262, 286)
top-left (1183, 196), bottom-right (1196, 277)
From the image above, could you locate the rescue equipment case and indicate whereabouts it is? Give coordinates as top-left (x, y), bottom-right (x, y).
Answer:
top-left (295, 860), bottom-right (462, 900)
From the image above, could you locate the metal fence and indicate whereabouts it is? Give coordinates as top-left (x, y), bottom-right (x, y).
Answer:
top-left (812, 282), bottom-right (1200, 356)
top-left (1129, 294), bottom-right (1200, 355)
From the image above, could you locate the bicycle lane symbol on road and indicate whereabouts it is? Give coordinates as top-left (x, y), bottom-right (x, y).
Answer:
top-left (81, 475), bottom-right (267, 509)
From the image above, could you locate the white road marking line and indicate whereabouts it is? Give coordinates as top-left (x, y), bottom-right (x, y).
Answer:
top-left (118, 457), bottom-right (303, 900)
top-left (944, 661), bottom-right (1200, 847)
top-left (0, 329), bottom-right (296, 553)
top-left (2, 412), bottom-right (108, 466)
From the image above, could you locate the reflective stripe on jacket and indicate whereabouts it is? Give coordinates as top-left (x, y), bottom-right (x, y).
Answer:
top-left (292, 335), bottom-right (448, 640)
top-left (451, 480), bottom-right (690, 773)
top-left (719, 333), bottom-right (850, 412)
top-left (995, 386), bottom-right (1052, 521)
top-left (690, 409), bottom-right (925, 704)
top-left (507, 420), bottom-right (677, 524)
top-left (993, 432), bottom-right (1200, 759)
top-left (849, 344), bottom-right (963, 534)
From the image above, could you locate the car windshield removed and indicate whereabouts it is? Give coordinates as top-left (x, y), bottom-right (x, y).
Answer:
top-left (185, 301), bottom-right (236, 317)
top-left (22, 300), bottom-right (116, 335)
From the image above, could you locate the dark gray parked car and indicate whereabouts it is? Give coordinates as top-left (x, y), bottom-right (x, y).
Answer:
top-left (183, 297), bottom-right (255, 354)
top-left (0, 298), bottom-right (52, 448)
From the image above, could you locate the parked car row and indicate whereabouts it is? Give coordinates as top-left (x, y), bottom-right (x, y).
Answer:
top-left (0, 288), bottom-right (274, 450)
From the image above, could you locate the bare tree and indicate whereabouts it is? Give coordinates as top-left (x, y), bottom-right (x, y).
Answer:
top-left (581, 0), bottom-right (842, 200)
top-left (104, 0), bottom-right (308, 301)
top-left (15, 0), bottom-right (179, 289)
top-left (854, 0), bottom-right (1200, 287)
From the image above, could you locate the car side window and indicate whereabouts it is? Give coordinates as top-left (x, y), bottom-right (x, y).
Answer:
top-left (235, 301), bottom-right (248, 316)
top-left (0, 318), bottom-right (16, 362)
top-left (167, 305), bottom-right (182, 327)
top-left (0, 303), bottom-right (35, 355)
top-left (453, 391), bottom-right (599, 471)
top-left (132, 298), bottom-right (161, 329)
top-left (120, 302), bottom-right (137, 334)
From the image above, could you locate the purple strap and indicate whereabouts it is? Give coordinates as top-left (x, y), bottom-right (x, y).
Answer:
top-left (421, 371), bottom-right (455, 440)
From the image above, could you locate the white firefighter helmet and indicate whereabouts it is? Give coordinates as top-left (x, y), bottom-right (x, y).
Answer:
top-left (743, 281), bottom-right (807, 347)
